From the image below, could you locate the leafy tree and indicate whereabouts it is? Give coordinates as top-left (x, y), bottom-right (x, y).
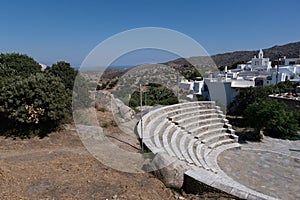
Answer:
top-left (181, 70), bottom-right (202, 81)
top-left (128, 84), bottom-right (178, 108)
top-left (229, 85), bottom-right (279, 115)
top-left (244, 99), bottom-right (299, 139)
top-left (0, 53), bottom-right (41, 78)
top-left (0, 73), bottom-right (71, 137)
top-left (46, 61), bottom-right (78, 90)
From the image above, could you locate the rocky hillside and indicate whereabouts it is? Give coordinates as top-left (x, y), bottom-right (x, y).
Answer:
top-left (165, 41), bottom-right (300, 68)
top-left (212, 41), bottom-right (300, 67)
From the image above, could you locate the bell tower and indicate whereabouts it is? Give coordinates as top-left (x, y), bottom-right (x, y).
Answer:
top-left (258, 49), bottom-right (264, 59)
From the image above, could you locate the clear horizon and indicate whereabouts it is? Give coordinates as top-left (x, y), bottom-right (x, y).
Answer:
top-left (1, 0), bottom-right (299, 67)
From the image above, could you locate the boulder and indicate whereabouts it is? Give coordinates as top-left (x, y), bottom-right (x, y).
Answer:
top-left (144, 152), bottom-right (190, 189)
top-left (114, 98), bottom-right (135, 122)
top-left (95, 90), bottom-right (135, 122)
top-left (95, 90), bottom-right (113, 111)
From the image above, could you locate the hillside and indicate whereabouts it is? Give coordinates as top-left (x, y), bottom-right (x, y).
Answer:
top-left (212, 41), bottom-right (300, 67)
top-left (165, 41), bottom-right (300, 68)
top-left (93, 41), bottom-right (300, 84)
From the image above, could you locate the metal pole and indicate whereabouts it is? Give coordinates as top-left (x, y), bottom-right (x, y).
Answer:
top-left (177, 70), bottom-right (179, 100)
top-left (139, 84), bottom-right (144, 152)
top-left (144, 91), bottom-right (147, 106)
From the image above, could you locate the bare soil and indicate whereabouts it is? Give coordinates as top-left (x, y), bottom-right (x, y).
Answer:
top-left (0, 110), bottom-right (235, 199)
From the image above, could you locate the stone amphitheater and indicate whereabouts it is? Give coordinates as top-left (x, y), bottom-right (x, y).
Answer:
top-left (136, 101), bottom-right (300, 200)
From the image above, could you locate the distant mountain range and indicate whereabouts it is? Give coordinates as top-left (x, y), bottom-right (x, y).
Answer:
top-left (165, 41), bottom-right (300, 68)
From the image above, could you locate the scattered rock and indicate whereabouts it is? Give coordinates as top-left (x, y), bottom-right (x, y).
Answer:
top-left (95, 90), bottom-right (135, 123)
top-left (145, 152), bottom-right (190, 189)
top-left (95, 90), bottom-right (113, 111)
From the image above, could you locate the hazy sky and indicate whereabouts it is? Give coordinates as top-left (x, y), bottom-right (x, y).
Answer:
top-left (1, 0), bottom-right (299, 67)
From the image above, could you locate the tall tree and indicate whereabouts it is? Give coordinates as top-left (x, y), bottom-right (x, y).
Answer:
top-left (46, 61), bottom-right (78, 90)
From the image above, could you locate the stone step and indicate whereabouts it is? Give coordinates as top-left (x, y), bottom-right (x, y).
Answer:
top-left (193, 127), bottom-right (227, 139)
top-left (153, 118), bottom-right (169, 149)
top-left (143, 110), bottom-right (166, 125)
top-left (169, 109), bottom-right (219, 122)
top-left (204, 138), bottom-right (236, 158)
top-left (195, 142), bottom-right (211, 171)
top-left (166, 105), bottom-right (201, 115)
top-left (179, 134), bottom-right (194, 164)
top-left (188, 123), bottom-right (225, 135)
top-left (204, 142), bottom-right (242, 171)
top-left (162, 124), bottom-right (176, 157)
top-left (187, 139), bottom-right (203, 167)
top-left (143, 113), bottom-right (166, 140)
top-left (201, 133), bottom-right (231, 145)
top-left (182, 118), bottom-right (224, 131)
top-left (175, 113), bottom-right (220, 125)
top-left (164, 101), bottom-right (216, 113)
top-left (170, 129), bottom-right (185, 160)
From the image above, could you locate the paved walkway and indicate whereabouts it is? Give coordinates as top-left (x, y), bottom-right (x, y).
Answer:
top-left (218, 137), bottom-right (300, 200)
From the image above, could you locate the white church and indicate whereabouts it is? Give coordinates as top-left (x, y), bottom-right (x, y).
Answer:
top-left (237, 49), bottom-right (272, 71)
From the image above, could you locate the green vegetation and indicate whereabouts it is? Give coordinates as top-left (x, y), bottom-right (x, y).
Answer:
top-left (0, 53), bottom-right (87, 138)
top-left (98, 107), bottom-right (106, 112)
top-left (230, 81), bottom-right (298, 115)
top-left (45, 61), bottom-right (78, 90)
top-left (101, 121), bottom-right (109, 128)
top-left (181, 70), bottom-right (202, 81)
top-left (244, 99), bottom-right (299, 139)
top-left (218, 61), bottom-right (245, 71)
top-left (129, 83), bottom-right (178, 108)
top-left (0, 53), bottom-right (41, 78)
top-left (230, 81), bottom-right (300, 140)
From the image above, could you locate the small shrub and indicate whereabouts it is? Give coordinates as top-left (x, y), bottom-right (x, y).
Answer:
top-left (110, 120), bottom-right (118, 127)
top-left (101, 121), bottom-right (109, 128)
top-left (98, 107), bottom-right (106, 112)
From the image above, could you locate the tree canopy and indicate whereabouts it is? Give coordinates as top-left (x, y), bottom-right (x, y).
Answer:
top-left (0, 53), bottom-right (41, 78)
top-left (129, 83), bottom-right (178, 108)
top-left (244, 99), bottom-right (299, 139)
top-left (0, 53), bottom-right (82, 137)
top-left (46, 61), bottom-right (78, 91)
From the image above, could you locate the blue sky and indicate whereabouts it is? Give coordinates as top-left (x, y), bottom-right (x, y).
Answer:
top-left (1, 0), bottom-right (299, 67)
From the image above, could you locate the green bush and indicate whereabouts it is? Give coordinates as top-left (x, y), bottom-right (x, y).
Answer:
top-left (46, 61), bottom-right (78, 90)
top-left (98, 107), bottom-right (106, 112)
top-left (128, 84), bottom-right (178, 108)
top-left (101, 121), bottom-right (109, 128)
top-left (0, 53), bottom-right (41, 78)
top-left (0, 73), bottom-right (72, 137)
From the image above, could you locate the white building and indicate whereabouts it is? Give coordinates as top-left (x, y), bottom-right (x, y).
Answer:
top-left (201, 50), bottom-right (300, 107)
top-left (283, 56), bottom-right (300, 65)
top-left (237, 49), bottom-right (272, 71)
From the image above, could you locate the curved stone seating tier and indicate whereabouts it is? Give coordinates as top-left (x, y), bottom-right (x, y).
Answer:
top-left (180, 118), bottom-right (224, 131)
top-left (136, 101), bottom-right (275, 199)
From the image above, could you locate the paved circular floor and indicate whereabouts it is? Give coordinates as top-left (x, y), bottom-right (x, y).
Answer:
top-left (217, 137), bottom-right (300, 200)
